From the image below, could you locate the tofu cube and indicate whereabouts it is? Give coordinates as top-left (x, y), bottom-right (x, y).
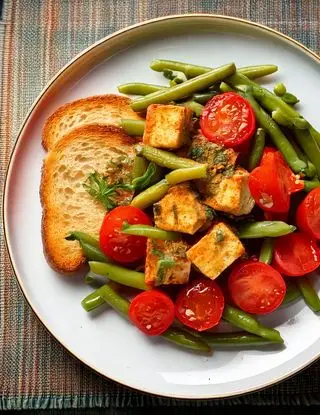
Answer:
top-left (203, 167), bottom-right (255, 216)
top-left (186, 222), bottom-right (245, 280)
top-left (145, 239), bottom-right (191, 286)
top-left (189, 133), bottom-right (238, 173)
top-left (143, 104), bottom-right (192, 149)
top-left (153, 183), bottom-right (208, 235)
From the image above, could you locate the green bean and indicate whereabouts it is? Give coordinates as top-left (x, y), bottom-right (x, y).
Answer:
top-left (99, 284), bottom-right (130, 317)
top-left (179, 100), bottom-right (204, 116)
top-left (259, 238), bottom-right (274, 264)
top-left (131, 179), bottom-right (170, 209)
top-left (165, 164), bottom-right (207, 185)
top-left (223, 305), bottom-right (283, 343)
top-left (220, 82), bottom-right (234, 93)
top-left (79, 240), bottom-right (110, 263)
top-left (297, 277), bottom-right (320, 312)
top-left (227, 72), bottom-right (307, 128)
top-left (201, 332), bottom-right (281, 348)
top-left (294, 128), bottom-right (320, 176)
top-left (248, 128), bottom-right (266, 171)
top-left (281, 92), bottom-right (299, 105)
top-left (122, 223), bottom-right (181, 241)
top-left (238, 221), bottom-right (296, 239)
top-left (239, 92), bottom-right (307, 174)
top-left (150, 59), bottom-right (278, 80)
top-left (65, 231), bottom-right (100, 249)
top-left (84, 272), bottom-right (106, 288)
top-left (121, 119), bottom-right (145, 136)
top-left (271, 108), bottom-right (308, 130)
top-left (131, 63), bottom-right (236, 112)
top-left (193, 91), bottom-right (218, 104)
top-left (274, 82), bottom-right (286, 96)
top-left (136, 145), bottom-right (199, 169)
top-left (304, 179), bottom-right (320, 192)
top-left (132, 156), bottom-right (148, 179)
top-left (89, 261), bottom-right (149, 291)
top-left (289, 138), bottom-right (317, 178)
top-left (162, 328), bottom-right (212, 353)
top-left (132, 162), bottom-right (163, 191)
top-left (81, 286), bottom-right (106, 312)
top-left (282, 281), bottom-right (301, 306)
top-left (118, 83), bottom-right (166, 95)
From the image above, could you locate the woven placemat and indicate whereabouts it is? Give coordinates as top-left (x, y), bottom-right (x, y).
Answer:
top-left (1, 0), bottom-right (320, 411)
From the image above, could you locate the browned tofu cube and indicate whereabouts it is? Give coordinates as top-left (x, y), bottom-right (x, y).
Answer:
top-left (143, 104), bottom-right (192, 149)
top-left (145, 239), bottom-right (191, 286)
top-left (203, 167), bottom-right (255, 216)
top-left (153, 183), bottom-right (208, 235)
top-left (186, 222), bottom-right (245, 280)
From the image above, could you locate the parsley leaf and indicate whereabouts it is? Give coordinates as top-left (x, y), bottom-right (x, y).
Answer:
top-left (83, 171), bottom-right (133, 211)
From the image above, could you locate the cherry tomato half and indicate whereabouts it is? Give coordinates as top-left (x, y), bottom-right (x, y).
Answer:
top-left (296, 187), bottom-right (320, 240)
top-left (175, 278), bottom-right (224, 331)
top-left (200, 92), bottom-right (256, 148)
top-left (249, 148), bottom-right (303, 213)
top-left (228, 261), bottom-right (286, 315)
top-left (273, 232), bottom-right (320, 276)
top-left (99, 206), bottom-right (152, 263)
top-left (129, 290), bottom-right (175, 336)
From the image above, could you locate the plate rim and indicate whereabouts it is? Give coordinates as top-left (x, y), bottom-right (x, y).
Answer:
top-left (3, 13), bottom-right (320, 399)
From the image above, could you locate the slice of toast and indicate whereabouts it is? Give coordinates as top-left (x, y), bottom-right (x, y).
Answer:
top-left (41, 124), bottom-right (136, 273)
top-left (42, 94), bottom-right (143, 151)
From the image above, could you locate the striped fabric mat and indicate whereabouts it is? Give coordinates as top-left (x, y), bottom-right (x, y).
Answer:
top-left (1, 0), bottom-right (320, 411)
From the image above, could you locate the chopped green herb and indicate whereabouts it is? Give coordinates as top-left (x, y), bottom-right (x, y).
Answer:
top-left (215, 229), bottom-right (225, 242)
top-left (205, 206), bottom-right (216, 221)
top-left (172, 204), bottom-right (179, 223)
top-left (189, 146), bottom-right (205, 161)
top-left (156, 258), bottom-right (176, 285)
top-left (83, 171), bottom-right (133, 211)
top-left (212, 148), bottom-right (228, 165)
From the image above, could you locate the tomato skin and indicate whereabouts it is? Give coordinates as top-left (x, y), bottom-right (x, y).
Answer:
top-left (228, 261), bottom-right (286, 315)
top-left (273, 232), bottom-right (320, 276)
top-left (175, 278), bottom-right (224, 332)
top-left (296, 187), bottom-right (320, 240)
top-left (99, 206), bottom-right (152, 263)
top-left (129, 290), bottom-right (175, 336)
top-left (249, 148), bottom-right (303, 213)
top-left (200, 92), bottom-right (256, 148)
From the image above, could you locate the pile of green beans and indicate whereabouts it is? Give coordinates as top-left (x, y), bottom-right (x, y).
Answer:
top-left (150, 59), bottom-right (278, 80)
top-left (131, 63), bottom-right (236, 111)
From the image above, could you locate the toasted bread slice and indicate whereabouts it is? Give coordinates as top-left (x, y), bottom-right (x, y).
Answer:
top-left (41, 124), bottom-right (136, 273)
top-left (42, 95), bottom-right (143, 150)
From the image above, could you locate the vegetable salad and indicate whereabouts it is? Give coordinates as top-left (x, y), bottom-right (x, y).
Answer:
top-left (68, 59), bottom-right (320, 354)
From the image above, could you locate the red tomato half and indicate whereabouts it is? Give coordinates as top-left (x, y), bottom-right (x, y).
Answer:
top-left (296, 187), bottom-right (320, 240)
top-left (129, 290), bottom-right (175, 336)
top-left (228, 261), bottom-right (286, 314)
top-left (200, 92), bottom-right (256, 148)
top-left (249, 148), bottom-right (303, 213)
top-left (175, 278), bottom-right (224, 331)
top-left (99, 206), bottom-right (152, 263)
top-left (273, 232), bottom-right (320, 276)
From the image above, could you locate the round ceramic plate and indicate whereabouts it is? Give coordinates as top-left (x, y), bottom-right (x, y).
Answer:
top-left (4, 15), bottom-right (320, 399)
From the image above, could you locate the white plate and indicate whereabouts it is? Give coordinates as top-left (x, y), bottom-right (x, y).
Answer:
top-left (4, 15), bottom-right (320, 399)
